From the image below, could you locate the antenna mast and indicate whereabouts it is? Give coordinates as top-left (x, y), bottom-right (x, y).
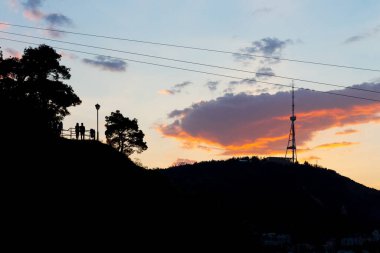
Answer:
top-left (285, 80), bottom-right (297, 163)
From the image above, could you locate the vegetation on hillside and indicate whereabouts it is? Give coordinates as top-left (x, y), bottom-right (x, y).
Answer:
top-left (105, 110), bottom-right (148, 156)
top-left (0, 45), bottom-right (81, 140)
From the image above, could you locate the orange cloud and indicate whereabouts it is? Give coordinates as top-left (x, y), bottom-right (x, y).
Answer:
top-left (58, 51), bottom-right (78, 60)
top-left (158, 122), bottom-right (288, 156)
top-left (171, 158), bottom-right (197, 167)
top-left (221, 135), bottom-right (289, 156)
top-left (158, 89), bottom-right (174, 95)
top-left (303, 156), bottom-right (321, 161)
top-left (314, 142), bottom-right (359, 150)
top-left (4, 48), bottom-right (22, 59)
top-left (335, 129), bottom-right (358, 135)
top-left (158, 83), bottom-right (380, 156)
top-left (23, 9), bottom-right (44, 21)
top-left (18, 0), bottom-right (72, 38)
top-left (0, 23), bottom-right (10, 30)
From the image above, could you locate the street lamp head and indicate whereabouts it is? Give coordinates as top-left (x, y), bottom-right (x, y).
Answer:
top-left (95, 103), bottom-right (100, 141)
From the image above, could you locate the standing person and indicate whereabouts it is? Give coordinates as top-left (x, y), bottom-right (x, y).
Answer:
top-left (75, 123), bottom-right (80, 140)
top-left (80, 123), bottom-right (85, 140)
top-left (90, 129), bottom-right (95, 140)
top-left (58, 122), bottom-right (63, 137)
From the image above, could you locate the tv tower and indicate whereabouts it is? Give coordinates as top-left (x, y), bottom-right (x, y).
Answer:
top-left (285, 80), bottom-right (297, 163)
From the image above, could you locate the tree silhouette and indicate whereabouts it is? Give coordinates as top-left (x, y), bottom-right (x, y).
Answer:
top-left (0, 44), bottom-right (81, 136)
top-left (105, 110), bottom-right (148, 156)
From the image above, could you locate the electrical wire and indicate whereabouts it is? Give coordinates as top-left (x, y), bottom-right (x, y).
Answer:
top-left (1, 36), bottom-right (380, 103)
top-left (1, 30), bottom-right (379, 95)
top-left (1, 22), bottom-right (379, 72)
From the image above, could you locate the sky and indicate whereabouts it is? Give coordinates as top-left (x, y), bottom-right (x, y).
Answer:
top-left (1, 0), bottom-right (379, 189)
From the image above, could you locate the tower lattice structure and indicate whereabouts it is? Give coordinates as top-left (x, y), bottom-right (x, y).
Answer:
top-left (285, 81), bottom-right (297, 163)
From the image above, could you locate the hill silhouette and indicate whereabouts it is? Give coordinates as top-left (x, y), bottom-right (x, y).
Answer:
top-left (161, 158), bottom-right (380, 242)
top-left (4, 140), bottom-right (379, 250)
top-left (3, 44), bottom-right (378, 251)
top-left (4, 139), bottom-right (181, 250)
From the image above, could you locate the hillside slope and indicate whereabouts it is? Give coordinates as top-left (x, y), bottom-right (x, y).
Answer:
top-left (4, 141), bottom-right (379, 250)
top-left (4, 139), bottom-right (181, 250)
top-left (161, 157), bottom-right (380, 241)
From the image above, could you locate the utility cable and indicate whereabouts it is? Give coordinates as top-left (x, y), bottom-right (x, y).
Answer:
top-left (1, 22), bottom-right (379, 72)
top-left (1, 31), bottom-right (379, 95)
top-left (1, 37), bottom-right (380, 103)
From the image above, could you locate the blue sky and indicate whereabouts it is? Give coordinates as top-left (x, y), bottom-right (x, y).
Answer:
top-left (1, 0), bottom-right (379, 188)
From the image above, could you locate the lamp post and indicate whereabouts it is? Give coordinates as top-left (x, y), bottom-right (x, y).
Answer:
top-left (95, 103), bottom-right (100, 141)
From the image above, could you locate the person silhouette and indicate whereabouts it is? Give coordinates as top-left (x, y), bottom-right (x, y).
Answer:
top-left (57, 122), bottom-right (63, 137)
top-left (90, 129), bottom-right (95, 140)
top-left (75, 123), bottom-right (80, 140)
top-left (80, 123), bottom-right (85, 140)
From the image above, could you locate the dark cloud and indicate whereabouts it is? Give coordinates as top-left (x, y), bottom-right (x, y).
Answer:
top-left (44, 28), bottom-right (66, 38)
top-left (252, 87), bottom-right (270, 94)
top-left (344, 35), bottom-right (364, 44)
top-left (22, 0), bottom-right (44, 20)
top-left (23, 8), bottom-right (44, 20)
top-left (240, 78), bottom-right (256, 85)
top-left (205, 81), bottom-right (219, 91)
top-left (159, 82), bottom-right (380, 155)
top-left (234, 37), bottom-right (293, 62)
top-left (252, 7), bottom-right (272, 16)
top-left (256, 67), bottom-right (274, 79)
top-left (159, 81), bottom-right (192, 95)
top-left (229, 78), bottom-right (256, 86)
top-left (20, 0), bottom-right (73, 37)
top-left (168, 107), bottom-right (196, 118)
top-left (173, 81), bottom-right (191, 90)
top-left (225, 78), bottom-right (256, 93)
top-left (228, 80), bottom-right (240, 86)
top-left (344, 25), bottom-right (380, 44)
top-left (226, 78), bottom-right (288, 95)
top-left (22, 0), bottom-right (43, 10)
top-left (82, 56), bottom-right (127, 72)
top-left (45, 13), bottom-right (72, 26)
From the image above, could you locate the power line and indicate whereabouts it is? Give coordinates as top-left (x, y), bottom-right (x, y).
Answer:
top-left (1, 22), bottom-right (379, 73)
top-left (1, 30), bottom-right (380, 95)
top-left (1, 37), bottom-right (380, 103)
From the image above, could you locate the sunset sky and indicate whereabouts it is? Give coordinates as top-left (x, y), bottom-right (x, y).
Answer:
top-left (1, 0), bottom-right (379, 189)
